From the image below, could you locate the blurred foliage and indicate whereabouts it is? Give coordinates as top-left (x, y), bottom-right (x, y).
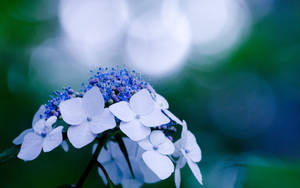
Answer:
top-left (244, 160), bottom-right (300, 188)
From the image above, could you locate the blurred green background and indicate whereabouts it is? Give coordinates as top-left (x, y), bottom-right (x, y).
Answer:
top-left (1, 0), bottom-right (300, 187)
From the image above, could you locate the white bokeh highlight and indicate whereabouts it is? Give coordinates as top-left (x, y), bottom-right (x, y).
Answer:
top-left (126, 0), bottom-right (191, 76)
top-left (182, 0), bottom-right (251, 56)
top-left (59, 0), bottom-right (129, 67)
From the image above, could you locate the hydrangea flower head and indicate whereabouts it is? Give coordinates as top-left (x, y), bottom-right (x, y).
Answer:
top-left (11, 67), bottom-right (203, 187)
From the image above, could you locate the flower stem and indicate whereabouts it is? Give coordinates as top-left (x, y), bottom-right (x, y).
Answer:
top-left (74, 129), bottom-right (120, 188)
top-left (115, 133), bottom-right (135, 178)
top-left (75, 140), bottom-right (103, 188)
top-left (96, 161), bottom-right (110, 182)
top-left (75, 132), bottom-right (110, 187)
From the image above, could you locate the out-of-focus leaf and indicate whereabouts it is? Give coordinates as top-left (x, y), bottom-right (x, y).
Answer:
top-left (0, 145), bottom-right (19, 164)
top-left (107, 179), bottom-right (116, 188)
top-left (244, 160), bottom-right (300, 188)
top-left (115, 133), bottom-right (135, 178)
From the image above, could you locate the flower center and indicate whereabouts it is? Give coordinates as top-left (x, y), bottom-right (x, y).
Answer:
top-left (135, 114), bottom-right (140, 120)
top-left (153, 146), bottom-right (158, 151)
top-left (185, 149), bottom-right (190, 154)
top-left (87, 117), bottom-right (92, 122)
top-left (41, 132), bottom-right (47, 138)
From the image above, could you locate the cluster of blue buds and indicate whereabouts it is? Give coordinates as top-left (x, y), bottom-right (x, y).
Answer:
top-left (85, 68), bottom-right (150, 103)
top-left (45, 87), bottom-right (76, 118)
top-left (45, 68), bottom-right (150, 119)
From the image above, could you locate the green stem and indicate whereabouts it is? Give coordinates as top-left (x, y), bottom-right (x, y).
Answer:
top-left (115, 134), bottom-right (135, 178)
top-left (74, 129), bottom-right (121, 188)
top-left (0, 145), bottom-right (20, 165)
top-left (96, 161), bottom-right (110, 183)
top-left (75, 138), bottom-right (103, 188)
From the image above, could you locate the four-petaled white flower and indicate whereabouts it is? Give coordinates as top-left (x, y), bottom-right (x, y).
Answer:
top-left (16, 115), bottom-right (63, 161)
top-left (138, 130), bottom-right (175, 180)
top-left (13, 105), bottom-right (46, 145)
top-left (59, 86), bottom-right (116, 148)
top-left (109, 89), bottom-right (170, 141)
top-left (174, 121), bottom-right (202, 187)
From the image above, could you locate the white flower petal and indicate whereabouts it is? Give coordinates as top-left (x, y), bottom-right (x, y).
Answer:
top-left (186, 144), bottom-right (202, 163)
top-left (181, 120), bottom-right (188, 138)
top-left (90, 108), bottom-right (116, 134)
top-left (130, 89), bottom-right (155, 115)
top-left (184, 131), bottom-right (201, 162)
top-left (174, 139), bottom-right (184, 153)
top-left (138, 138), bottom-right (153, 151)
top-left (149, 130), bottom-right (167, 146)
top-left (175, 154), bottom-right (187, 169)
top-left (122, 137), bottom-right (139, 159)
top-left (97, 146), bottom-right (112, 163)
top-left (59, 98), bottom-right (85, 125)
top-left (17, 132), bottom-right (43, 161)
top-left (120, 159), bottom-right (144, 180)
top-left (107, 141), bottom-right (123, 161)
top-left (142, 151), bottom-right (174, 180)
top-left (13, 128), bottom-right (33, 145)
top-left (115, 157), bottom-right (130, 177)
top-left (141, 131), bottom-right (175, 157)
top-left (138, 159), bottom-right (160, 183)
top-left (103, 141), bottom-right (144, 181)
top-left (136, 147), bottom-right (144, 160)
top-left (32, 105), bottom-right (46, 126)
top-left (97, 166), bottom-right (108, 185)
top-left (67, 123), bottom-right (96, 148)
top-left (61, 140), bottom-right (69, 152)
top-left (108, 140), bottom-right (140, 177)
top-left (43, 126), bottom-right (63, 152)
top-left (175, 168), bottom-right (181, 188)
top-left (164, 109), bottom-right (182, 125)
top-left (186, 157), bottom-right (203, 185)
top-left (120, 120), bottom-right (150, 141)
top-left (158, 138), bottom-right (175, 155)
top-left (140, 109), bottom-right (170, 127)
top-left (185, 130), bottom-right (197, 146)
top-left (155, 93), bottom-right (169, 109)
top-left (45, 116), bottom-right (57, 127)
top-left (83, 86), bottom-right (105, 117)
top-left (121, 178), bottom-right (143, 188)
top-left (109, 101), bottom-right (135, 122)
top-left (33, 119), bottom-right (46, 134)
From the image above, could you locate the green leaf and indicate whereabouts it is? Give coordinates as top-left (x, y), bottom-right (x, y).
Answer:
top-left (0, 145), bottom-right (20, 164)
top-left (115, 133), bottom-right (135, 178)
top-left (244, 160), bottom-right (300, 188)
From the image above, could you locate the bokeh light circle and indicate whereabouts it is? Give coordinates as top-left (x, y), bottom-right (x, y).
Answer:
top-left (126, 0), bottom-right (191, 76)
